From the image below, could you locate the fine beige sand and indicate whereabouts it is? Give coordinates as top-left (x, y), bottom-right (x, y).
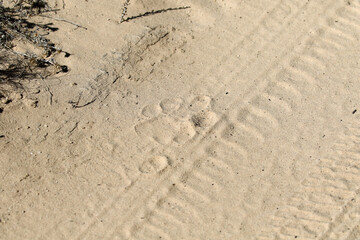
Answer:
top-left (1, 0), bottom-right (360, 239)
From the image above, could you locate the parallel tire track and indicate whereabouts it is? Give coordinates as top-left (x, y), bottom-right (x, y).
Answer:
top-left (120, 1), bottom-right (360, 239)
top-left (258, 127), bottom-right (360, 240)
top-left (73, 1), bottom-right (359, 239)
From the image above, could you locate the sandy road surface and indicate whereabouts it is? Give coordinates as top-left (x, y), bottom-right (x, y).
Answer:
top-left (1, 0), bottom-right (360, 239)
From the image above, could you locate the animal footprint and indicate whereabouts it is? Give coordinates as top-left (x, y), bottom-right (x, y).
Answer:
top-left (139, 155), bottom-right (170, 174)
top-left (135, 96), bottom-right (217, 146)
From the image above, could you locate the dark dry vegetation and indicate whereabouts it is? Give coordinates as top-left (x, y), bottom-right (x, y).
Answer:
top-left (0, 0), bottom-right (67, 99)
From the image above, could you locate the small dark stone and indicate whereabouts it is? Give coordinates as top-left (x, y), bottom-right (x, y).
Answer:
top-left (61, 65), bottom-right (68, 72)
top-left (352, 109), bottom-right (357, 114)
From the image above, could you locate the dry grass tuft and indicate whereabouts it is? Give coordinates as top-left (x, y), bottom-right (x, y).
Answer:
top-left (0, 0), bottom-right (67, 98)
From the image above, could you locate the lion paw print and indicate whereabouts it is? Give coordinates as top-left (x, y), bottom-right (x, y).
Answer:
top-left (135, 95), bottom-right (218, 146)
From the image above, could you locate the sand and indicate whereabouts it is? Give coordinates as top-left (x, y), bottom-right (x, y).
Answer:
top-left (1, 0), bottom-right (360, 239)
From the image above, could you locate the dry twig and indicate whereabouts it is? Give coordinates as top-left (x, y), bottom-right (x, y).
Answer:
top-left (120, 0), bottom-right (130, 23)
top-left (0, 0), bottom-right (68, 97)
top-left (121, 6), bottom-right (190, 22)
top-left (39, 15), bottom-right (87, 30)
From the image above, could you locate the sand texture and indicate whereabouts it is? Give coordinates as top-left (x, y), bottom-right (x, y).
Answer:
top-left (1, 0), bottom-right (360, 239)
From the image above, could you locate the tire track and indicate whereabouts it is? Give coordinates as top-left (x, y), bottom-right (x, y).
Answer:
top-left (68, 0), bottom-right (300, 237)
top-left (185, 0), bottom-right (324, 98)
top-left (118, 137), bottom-right (247, 239)
top-left (73, 0), bottom-right (354, 239)
top-left (126, 1), bottom-right (360, 239)
top-left (258, 127), bottom-right (360, 240)
top-left (256, 6), bottom-right (360, 237)
top-left (318, 191), bottom-right (360, 240)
